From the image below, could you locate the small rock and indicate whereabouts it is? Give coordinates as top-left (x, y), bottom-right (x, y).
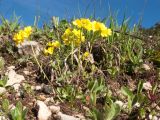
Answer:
top-left (0, 87), bottom-right (6, 94)
top-left (115, 100), bottom-right (124, 107)
top-left (142, 64), bottom-right (150, 70)
top-left (7, 66), bottom-right (15, 71)
top-left (49, 105), bottom-right (60, 114)
top-left (0, 116), bottom-right (8, 120)
top-left (143, 82), bottom-right (152, 90)
top-left (5, 67), bottom-right (25, 90)
top-left (149, 35), bottom-right (153, 39)
top-left (75, 114), bottom-right (85, 120)
top-left (57, 112), bottom-right (80, 120)
top-left (133, 102), bottom-right (140, 108)
top-left (15, 92), bottom-right (21, 97)
top-left (44, 97), bottom-right (55, 104)
top-left (149, 114), bottom-right (158, 120)
top-left (39, 95), bottom-right (46, 101)
top-left (5, 66), bottom-right (25, 90)
top-left (35, 86), bottom-right (42, 91)
top-left (152, 116), bottom-right (158, 120)
top-left (17, 40), bottom-right (42, 56)
top-left (23, 70), bottom-right (30, 75)
top-left (28, 102), bottom-right (34, 106)
top-left (42, 85), bottom-right (54, 94)
top-left (36, 100), bottom-right (52, 120)
top-left (149, 114), bottom-right (153, 120)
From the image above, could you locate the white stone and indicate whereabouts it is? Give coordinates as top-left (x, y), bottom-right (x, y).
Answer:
top-left (142, 64), bottom-right (150, 70)
top-left (0, 87), bottom-right (6, 94)
top-left (134, 102), bottom-right (140, 107)
top-left (36, 100), bottom-right (52, 120)
top-left (57, 112), bottom-right (80, 120)
top-left (0, 116), bottom-right (8, 120)
top-left (35, 86), bottom-right (42, 91)
top-left (44, 97), bottom-right (55, 104)
top-left (115, 100), bottom-right (124, 107)
top-left (75, 114), bottom-right (86, 120)
top-left (17, 40), bottom-right (41, 56)
top-left (143, 82), bottom-right (152, 90)
top-left (5, 67), bottom-right (25, 90)
top-left (49, 105), bottom-right (60, 114)
top-left (153, 116), bottom-right (158, 120)
top-left (23, 70), bottom-right (30, 75)
top-left (7, 66), bottom-right (15, 71)
top-left (149, 114), bottom-right (153, 120)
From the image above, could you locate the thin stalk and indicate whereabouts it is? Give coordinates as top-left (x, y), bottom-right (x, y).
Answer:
top-left (71, 41), bottom-right (74, 65)
top-left (30, 43), bottom-right (52, 84)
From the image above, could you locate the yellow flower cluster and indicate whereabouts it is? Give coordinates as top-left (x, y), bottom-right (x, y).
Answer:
top-left (82, 51), bottom-right (90, 60)
top-left (73, 18), bottom-right (112, 37)
top-left (62, 28), bottom-right (85, 46)
top-left (72, 18), bottom-right (92, 31)
top-left (43, 41), bottom-right (60, 55)
top-left (13, 26), bottom-right (32, 45)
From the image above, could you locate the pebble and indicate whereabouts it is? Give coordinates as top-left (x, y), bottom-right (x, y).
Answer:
top-left (39, 95), bottom-right (46, 101)
top-left (5, 66), bottom-right (25, 90)
top-left (17, 41), bottom-right (42, 56)
top-left (36, 100), bottom-right (52, 120)
top-left (49, 105), bottom-right (60, 114)
top-left (142, 64), bottom-right (150, 70)
top-left (42, 85), bottom-right (54, 94)
top-left (57, 112), bottom-right (80, 120)
top-left (35, 86), bottom-right (42, 91)
top-left (0, 87), bottom-right (6, 94)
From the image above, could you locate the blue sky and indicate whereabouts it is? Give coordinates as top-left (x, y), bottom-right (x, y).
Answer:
top-left (0, 0), bottom-right (159, 28)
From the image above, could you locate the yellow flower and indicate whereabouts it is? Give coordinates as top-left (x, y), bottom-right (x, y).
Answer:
top-left (44, 41), bottom-right (60, 56)
top-left (91, 21), bottom-right (112, 37)
top-left (91, 21), bottom-right (105, 31)
top-left (13, 32), bottom-right (24, 45)
top-left (101, 28), bottom-right (112, 37)
top-left (18, 30), bottom-right (28, 38)
top-left (12, 26), bottom-right (33, 45)
top-left (24, 26), bottom-right (32, 35)
top-left (62, 28), bottom-right (85, 46)
top-left (64, 28), bottom-right (72, 35)
top-left (72, 29), bottom-right (85, 42)
top-left (73, 18), bottom-right (92, 31)
top-left (52, 41), bottom-right (60, 48)
top-left (47, 42), bottom-right (54, 47)
top-left (13, 33), bottom-right (22, 41)
top-left (43, 47), bottom-right (54, 55)
top-left (83, 51), bottom-right (90, 59)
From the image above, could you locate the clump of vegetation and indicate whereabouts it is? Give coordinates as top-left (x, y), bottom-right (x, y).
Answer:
top-left (0, 14), bottom-right (160, 120)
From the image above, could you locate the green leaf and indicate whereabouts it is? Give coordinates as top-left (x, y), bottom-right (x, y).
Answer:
top-left (121, 86), bottom-right (133, 98)
top-left (105, 103), bottom-right (121, 120)
top-left (11, 108), bottom-right (21, 120)
top-left (0, 57), bottom-right (5, 70)
top-left (94, 85), bottom-right (104, 93)
top-left (140, 108), bottom-right (146, 119)
top-left (22, 108), bottom-right (28, 120)
top-left (16, 101), bottom-right (23, 113)
top-left (121, 86), bottom-right (134, 112)
top-left (0, 76), bottom-right (8, 87)
top-left (137, 80), bottom-right (143, 94)
top-left (2, 99), bottom-right (9, 112)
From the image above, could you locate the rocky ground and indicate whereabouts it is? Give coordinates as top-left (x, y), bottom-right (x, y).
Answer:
top-left (1, 18), bottom-right (160, 120)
